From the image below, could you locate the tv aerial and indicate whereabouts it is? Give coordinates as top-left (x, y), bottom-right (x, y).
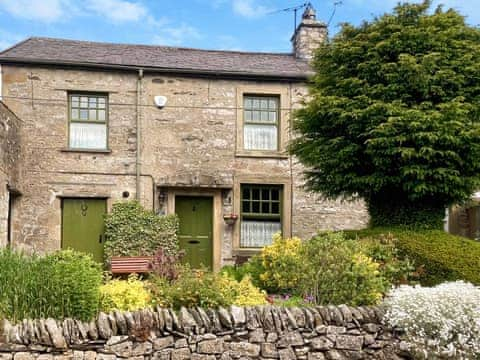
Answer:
top-left (269, 1), bottom-right (344, 30)
top-left (268, 2), bottom-right (310, 32)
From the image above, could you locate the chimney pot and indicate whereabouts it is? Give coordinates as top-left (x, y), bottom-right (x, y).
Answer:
top-left (291, 4), bottom-right (327, 60)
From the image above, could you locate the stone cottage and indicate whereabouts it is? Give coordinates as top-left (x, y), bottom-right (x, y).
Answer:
top-left (0, 6), bottom-right (368, 269)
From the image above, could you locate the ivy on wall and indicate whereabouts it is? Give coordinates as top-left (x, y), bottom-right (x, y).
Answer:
top-left (104, 201), bottom-right (179, 261)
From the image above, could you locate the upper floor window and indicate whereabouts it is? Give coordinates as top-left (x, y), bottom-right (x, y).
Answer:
top-left (243, 95), bottom-right (279, 151)
top-left (240, 184), bottom-right (282, 247)
top-left (69, 94), bottom-right (108, 150)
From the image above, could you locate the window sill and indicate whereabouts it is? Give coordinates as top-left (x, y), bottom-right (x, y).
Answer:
top-left (233, 248), bottom-right (264, 257)
top-left (60, 148), bottom-right (112, 154)
top-left (235, 151), bottom-right (289, 159)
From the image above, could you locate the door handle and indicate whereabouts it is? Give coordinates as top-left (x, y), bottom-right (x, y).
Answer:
top-left (188, 240), bottom-right (200, 244)
top-left (99, 234), bottom-right (104, 243)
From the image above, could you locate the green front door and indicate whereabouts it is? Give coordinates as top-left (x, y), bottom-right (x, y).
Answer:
top-left (62, 198), bottom-right (106, 262)
top-left (175, 196), bottom-right (213, 269)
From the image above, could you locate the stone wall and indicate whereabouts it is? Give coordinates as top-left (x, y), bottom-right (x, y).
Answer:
top-left (1, 64), bottom-right (368, 261)
top-left (0, 101), bottom-right (21, 246)
top-left (0, 306), bottom-right (409, 360)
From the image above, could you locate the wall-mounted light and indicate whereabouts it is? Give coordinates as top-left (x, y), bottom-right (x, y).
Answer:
top-left (154, 96), bottom-right (167, 109)
top-left (159, 191), bottom-right (167, 203)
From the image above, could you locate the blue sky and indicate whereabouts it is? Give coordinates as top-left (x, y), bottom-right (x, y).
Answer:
top-left (0, 0), bottom-right (479, 53)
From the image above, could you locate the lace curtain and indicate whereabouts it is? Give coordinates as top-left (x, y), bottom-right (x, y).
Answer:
top-left (244, 125), bottom-right (277, 151)
top-left (70, 123), bottom-right (107, 149)
top-left (241, 220), bottom-right (281, 247)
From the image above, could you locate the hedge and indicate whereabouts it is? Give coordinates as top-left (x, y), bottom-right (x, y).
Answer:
top-left (345, 228), bottom-right (480, 286)
top-left (104, 201), bottom-right (179, 261)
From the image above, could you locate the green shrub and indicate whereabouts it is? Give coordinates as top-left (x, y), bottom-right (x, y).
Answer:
top-left (148, 266), bottom-right (266, 309)
top-left (227, 275), bottom-right (268, 307)
top-left (0, 249), bottom-right (102, 322)
top-left (359, 233), bottom-right (417, 286)
top-left (220, 236), bottom-right (306, 294)
top-left (346, 228), bottom-right (480, 286)
top-left (104, 201), bottom-right (179, 261)
top-left (100, 275), bottom-right (152, 312)
top-left (298, 233), bottom-right (386, 306)
top-left (149, 267), bottom-right (234, 309)
top-left (220, 256), bottom-right (266, 289)
top-left (234, 233), bottom-right (387, 306)
top-left (257, 234), bottom-right (303, 293)
top-left (270, 295), bottom-right (313, 307)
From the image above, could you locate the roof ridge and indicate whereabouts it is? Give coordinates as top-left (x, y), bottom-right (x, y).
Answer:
top-left (26, 36), bottom-right (295, 57)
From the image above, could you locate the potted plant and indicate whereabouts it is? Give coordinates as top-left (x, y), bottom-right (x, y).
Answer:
top-left (223, 213), bottom-right (238, 226)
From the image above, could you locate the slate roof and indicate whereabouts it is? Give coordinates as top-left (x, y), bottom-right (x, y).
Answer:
top-left (0, 37), bottom-right (312, 80)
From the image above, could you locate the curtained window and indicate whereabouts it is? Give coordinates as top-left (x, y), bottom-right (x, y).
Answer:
top-left (240, 185), bottom-right (282, 247)
top-left (243, 96), bottom-right (279, 151)
top-left (69, 94), bottom-right (108, 150)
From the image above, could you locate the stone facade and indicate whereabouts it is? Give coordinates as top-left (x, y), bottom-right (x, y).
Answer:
top-left (0, 101), bottom-right (21, 247)
top-left (0, 306), bottom-right (410, 359)
top-left (0, 64), bottom-right (368, 267)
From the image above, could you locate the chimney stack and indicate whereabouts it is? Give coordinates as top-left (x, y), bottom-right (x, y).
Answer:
top-left (291, 3), bottom-right (327, 60)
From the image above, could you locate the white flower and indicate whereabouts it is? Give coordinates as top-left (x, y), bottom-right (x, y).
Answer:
top-left (384, 281), bottom-right (480, 359)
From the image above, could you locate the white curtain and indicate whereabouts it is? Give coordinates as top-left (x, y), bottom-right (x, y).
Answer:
top-left (241, 220), bottom-right (281, 247)
top-left (244, 125), bottom-right (277, 151)
top-left (70, 123), bottom-right (107, 149)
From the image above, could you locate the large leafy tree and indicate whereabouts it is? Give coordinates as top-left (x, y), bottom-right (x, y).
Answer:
top-left (291, 1), bottom-right (480, 228)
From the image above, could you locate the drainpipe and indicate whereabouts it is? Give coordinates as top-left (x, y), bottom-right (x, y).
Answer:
top-left (136, 69), bottom-right (144, 201)
top-left (0, 64), bottom-right (3, 101)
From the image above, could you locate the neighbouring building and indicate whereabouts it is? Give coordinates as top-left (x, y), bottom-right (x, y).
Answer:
top-left (447, 199), bottom-right (480, 240)
top-left (0, 6), bottom-right (369, 269)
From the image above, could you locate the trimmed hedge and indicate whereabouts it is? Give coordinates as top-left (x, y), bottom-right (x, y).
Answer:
top-left (104, 201), bottom-right (179, 261)
top-left (346, 228), bottom-right (480, 286)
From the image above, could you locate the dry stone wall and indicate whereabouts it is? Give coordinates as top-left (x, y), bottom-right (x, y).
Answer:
top-left (0, 306), bottom-right (410, 360)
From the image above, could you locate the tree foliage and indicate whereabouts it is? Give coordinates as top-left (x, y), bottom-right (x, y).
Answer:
top-left (290, 1), bottom-right (480, 227)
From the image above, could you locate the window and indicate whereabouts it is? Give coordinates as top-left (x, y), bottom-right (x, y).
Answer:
top-left (240, 185), bottom-right (282, 247)
top-left (243, 96), bottom-right (279, 151)
top-left (69, 94), bottom-right (108, 150)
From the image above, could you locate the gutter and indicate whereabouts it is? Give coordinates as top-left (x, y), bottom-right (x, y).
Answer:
top-left (0, 58), bottom-right (311, 82)
top-left (136, 69), bottom-right (143, 201)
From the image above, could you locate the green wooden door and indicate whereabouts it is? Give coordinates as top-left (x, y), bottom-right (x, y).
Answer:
top-left (176, 196), bottom-right (213, 269)
top-left (62, 198), bottom-right (106, 262)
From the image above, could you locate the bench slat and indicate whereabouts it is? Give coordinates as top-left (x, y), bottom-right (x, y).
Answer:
top-left (110, 256), bottom-right (154, 274)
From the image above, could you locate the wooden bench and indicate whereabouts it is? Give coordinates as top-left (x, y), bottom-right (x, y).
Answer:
top-left (110, 256), bottom-right (154, 274)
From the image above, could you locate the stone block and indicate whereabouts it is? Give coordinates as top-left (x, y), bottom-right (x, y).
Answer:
top-left (197, 339), bottom-right (224, 354)
top-left (335, 335), bottom-right (363, 351)
top-left (153, 336), bottom-right (175, 350)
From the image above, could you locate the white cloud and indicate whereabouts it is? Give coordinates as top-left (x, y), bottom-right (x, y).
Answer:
top-left (0, 0), bottom-right (159, 24)
top-left (84, 0), bottom-right (147, 23)
top-left (0, 0), bottom-right (69, 22)
top-left (153, 23), bottom-right (202, 46)
top-left (232, 0), bottom-right (268, 18)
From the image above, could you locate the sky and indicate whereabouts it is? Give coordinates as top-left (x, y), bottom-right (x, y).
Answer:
top-left (0, 0), bottom-right (479, 54)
